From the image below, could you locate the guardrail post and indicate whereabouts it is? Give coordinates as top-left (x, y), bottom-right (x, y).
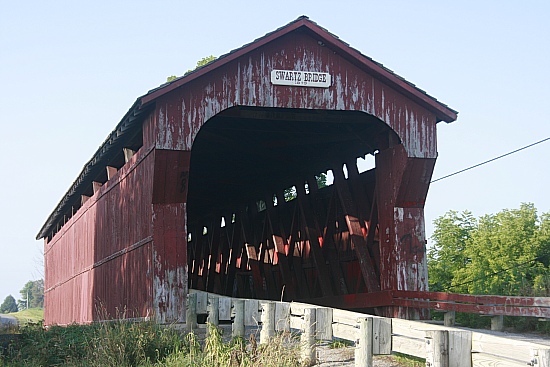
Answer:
top-left (448, 330), bottom-right (472, 367)
top-left (260, 301), bottom-right (275, 344)
top-left (530, 349), bottom-right (550, 367)
top-left (207, 295), bottom-right (219, 326)
top-left (491, 315), bottom-right (504, 331)
top-left (232, 299), bottom-right (245, 337)
top-left (372, 318), bottom-right (392, 355)
top-left (444, 311), bottom-right (456, 327)
top-left (186, 293), bottom-right (197, 331)
top-left (301, 307), bottom-right (316, 366)
top-left (355, 317), bottom-right (373, 367)
top-left (426, 330), bottom-right (449, 367)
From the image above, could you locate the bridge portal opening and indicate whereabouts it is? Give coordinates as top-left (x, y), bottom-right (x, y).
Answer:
top-left (187, 106), bottom-right (399, 305)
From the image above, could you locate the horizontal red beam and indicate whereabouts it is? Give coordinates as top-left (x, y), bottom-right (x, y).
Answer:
top-left (307, 290), bottom-right (550, 318)
top-left (393, 298), bottom-right (550, 318)
top-left (392, 290), bottom-right (550, 308)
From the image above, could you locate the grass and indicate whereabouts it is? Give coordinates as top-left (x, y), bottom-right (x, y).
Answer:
top-left (6, 308), bottom-right (44, 326)
top-left (391, 352), bottom-right (425, 367)
top-left (327, 338), bottom-right (353, 349)
top-left (0, 315), bottom-right (427, 367)
top-left (0, 321), bottom-right (301, 367)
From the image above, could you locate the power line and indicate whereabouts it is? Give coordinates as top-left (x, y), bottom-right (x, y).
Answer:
top-left (431, 136), bottom-right (550, 183)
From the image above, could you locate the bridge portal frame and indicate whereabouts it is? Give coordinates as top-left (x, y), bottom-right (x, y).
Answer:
top-left (37, 16), bottom-right (456, 325)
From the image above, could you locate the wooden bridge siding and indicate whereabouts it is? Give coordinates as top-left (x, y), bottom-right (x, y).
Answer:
top-left (151, 31), bottom-right (437, 158)
top-left (150, 149), bottom-right (191, 323)
top-left (44, 148), bottom-right (156, 325)
top-left (149, 30), bottom-right (437, 315)
top-left (376, 145), bottom-right (435, 318)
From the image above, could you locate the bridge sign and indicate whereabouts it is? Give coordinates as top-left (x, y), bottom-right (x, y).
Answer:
top-left (270, 70), bottom-right (331, 88)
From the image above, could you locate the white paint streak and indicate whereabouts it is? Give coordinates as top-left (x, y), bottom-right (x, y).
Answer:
top-left (335, 74), bottom-right (345, 109)
top-left (153, 249), bottom-right (187, 324)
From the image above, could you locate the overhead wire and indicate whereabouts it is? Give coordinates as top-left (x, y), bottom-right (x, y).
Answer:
top-left (431, 136), bottom-right (550, 183)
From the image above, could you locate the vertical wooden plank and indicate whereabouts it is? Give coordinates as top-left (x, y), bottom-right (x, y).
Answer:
top-left (426, 330), bottom-right (449, 367)
top-left (232, 299), bottom-right (245, 337)
top-left (186, 293), bottom-right (197, 331)
top-left (315, 308), bottom-right (333, 340)
top-left (531, 349), bottom-right (550, 367)
top-left (275, 302), bottom-right (290, 331)
top-left (218, 297), bottom-right (231, 321)
top-left (245, 299), bottom-right (260, 326)
top-left (372, 318), bottom-right (391, 355)
top-left (448, 330), bottom-right (472, 367)
top-left (196, 291), bottom-right (208, 314)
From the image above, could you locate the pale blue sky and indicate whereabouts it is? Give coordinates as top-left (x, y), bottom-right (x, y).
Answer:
top-left (1, 0), bottom-right (549, 302)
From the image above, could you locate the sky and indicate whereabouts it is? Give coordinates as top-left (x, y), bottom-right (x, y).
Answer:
top-left (1, 0), bottom-right (549, 303)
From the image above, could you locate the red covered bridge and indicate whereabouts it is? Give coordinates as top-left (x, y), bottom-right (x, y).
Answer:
top-left (37, 17), bottom-right (458, 325)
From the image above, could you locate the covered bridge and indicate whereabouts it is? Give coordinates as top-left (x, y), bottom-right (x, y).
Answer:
top-left (37, 17), bottom-right (457, 325)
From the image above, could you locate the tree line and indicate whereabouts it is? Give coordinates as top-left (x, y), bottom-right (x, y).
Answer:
top-left (0, 279), bottom-right (44, 313)
top-left (428, 203), bottom-right (550, 297)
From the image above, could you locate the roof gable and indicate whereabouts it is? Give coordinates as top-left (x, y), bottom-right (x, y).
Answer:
top-left (142, 16), bottom-right (457, 123)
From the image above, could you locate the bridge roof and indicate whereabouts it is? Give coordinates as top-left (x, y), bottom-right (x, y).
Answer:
top-left (37, 16), bottom-right (457, 240)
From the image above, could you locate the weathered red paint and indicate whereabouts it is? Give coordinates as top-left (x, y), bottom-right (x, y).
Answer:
top-left (309, 290), bottom-right (550, 318)
top-left (149, 22), bottom-right (444, 316)
top-left (44, 147), bottom-right (155, 324)
top-left (40, 17), bottom-right (459, 325)
top-left (392, 290), bottom-right (550, 318)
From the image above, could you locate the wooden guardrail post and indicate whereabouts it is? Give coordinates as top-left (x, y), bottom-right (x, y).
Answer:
top-left (426, 330), bottom-right (449, 367)
top-left (186, 292), bottom-right (197, 331)
top-left (491, 315), bottom-right (504, 331)
top-left (207, 295), bottom-right (219, 326)
top-left (372, 318), bottom-right (392, 355)
top-left (260, 301), bottom-right (275, 344)
top-left (315, 307), bottom-right (333, 340)
top-left (530, 349), bottom-right (550, 367)
top-left (301, 307), bottom-right (316, 366)
top-left (355, 317), bottom-right (373, 367)
top-left (444, 311), bottom-right (456, 327)
top-left (426, 330), bottom-right (472, 367)
top-left (232, 299), bottom-right (245, 337)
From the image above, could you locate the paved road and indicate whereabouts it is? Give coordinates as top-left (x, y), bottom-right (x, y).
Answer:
top-left (0, 315), bottom-right (18, 329)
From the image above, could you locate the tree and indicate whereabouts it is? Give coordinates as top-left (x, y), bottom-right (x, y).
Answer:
top-left (428, 203), bottom-right (550, 296)
top-left (186, 55), bottom-right (216, 73)
top-left (427, 210), bottom-right (476, 293)
top-left (456, 203), bottom-right (550, 296)
top-left (0, 295), bottom-right (18, 313)
top-left (283, 174), bottom-right (328, 202)
top-left (166, 55), bottom-right (218, 83)
top-left (18, 279), bottom-right (44, 309)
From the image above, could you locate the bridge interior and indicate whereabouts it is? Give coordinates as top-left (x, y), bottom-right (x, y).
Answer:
top-left (187, 106), bottom-right (399, 308)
